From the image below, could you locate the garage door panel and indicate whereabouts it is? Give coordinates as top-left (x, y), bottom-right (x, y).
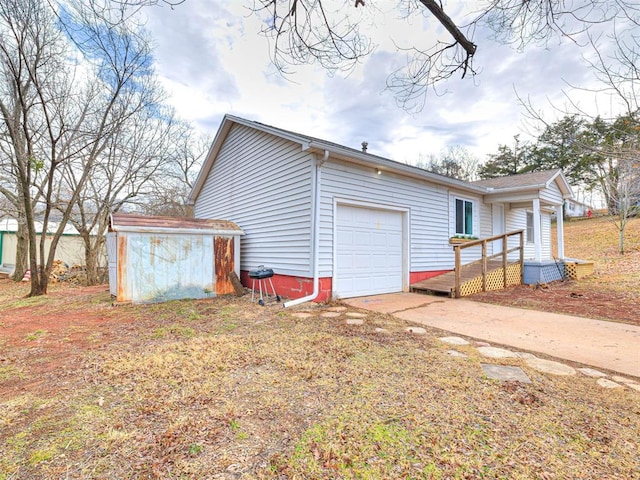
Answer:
top-left (335, 205), bottom-right (404, 298)
top-left (354, 253), bottom-right (371, 268)
top-left (355, 231), bottom-right (372, 246)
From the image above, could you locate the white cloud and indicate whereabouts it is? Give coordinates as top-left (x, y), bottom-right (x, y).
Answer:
top-left (141, 0), bottom-right (626, 166)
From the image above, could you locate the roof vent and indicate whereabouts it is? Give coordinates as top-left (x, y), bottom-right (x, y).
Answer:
top-left (361, 141), bottom-right (368, 153)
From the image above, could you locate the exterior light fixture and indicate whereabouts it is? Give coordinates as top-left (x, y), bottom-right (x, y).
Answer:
top-left (377, 169), bottom-right (382, 175)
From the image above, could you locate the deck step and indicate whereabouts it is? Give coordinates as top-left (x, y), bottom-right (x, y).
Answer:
top-left (411, 260), bottom-right (521, 297)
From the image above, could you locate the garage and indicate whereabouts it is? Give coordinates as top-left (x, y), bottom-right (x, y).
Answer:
top-left (334, 204), bottom-right (405, 298)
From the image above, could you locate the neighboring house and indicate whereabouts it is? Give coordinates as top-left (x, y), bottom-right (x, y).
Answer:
top-left (0, 218), bottom-right (95, 272)
top-left (188, 115), bottom-right (574, 303)
top-left (563, 198), bottom-right (594, 218)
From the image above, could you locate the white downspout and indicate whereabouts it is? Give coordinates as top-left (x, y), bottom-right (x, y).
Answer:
top-left (283, 149), bottom-right (328, 308)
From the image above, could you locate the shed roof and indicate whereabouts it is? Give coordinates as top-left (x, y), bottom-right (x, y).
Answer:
top-left (109, 213), bottom-right (243, 235)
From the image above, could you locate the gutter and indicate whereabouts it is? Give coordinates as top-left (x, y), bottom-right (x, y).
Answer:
top-left (284, 149), bottom-right (328, 308)
top-left (306, 141), bottom-right (488, 195)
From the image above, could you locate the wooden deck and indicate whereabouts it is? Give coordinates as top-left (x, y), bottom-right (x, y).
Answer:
top-left (411, 260), bottom-right (517, 297)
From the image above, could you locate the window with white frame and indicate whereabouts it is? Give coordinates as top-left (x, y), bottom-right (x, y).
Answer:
top-left (455, 198), bottom-right (474, 235)
top-left (526, 211), bottom-right (534, 243)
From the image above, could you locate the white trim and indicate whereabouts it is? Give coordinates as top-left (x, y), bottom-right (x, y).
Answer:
top-left (533, 198), bottom-right (542, 261)
top-left (332, 198), bottom-right (410, 300)
top-left (451, 194), bottom-right (479, 237)
top-left (109, 226), bottom-right (244, 236)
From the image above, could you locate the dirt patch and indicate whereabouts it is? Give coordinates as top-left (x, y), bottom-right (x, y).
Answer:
top-left (472, 216), bottom-right (640, 326)
top-left (471, 280), bottom-right (640, 326)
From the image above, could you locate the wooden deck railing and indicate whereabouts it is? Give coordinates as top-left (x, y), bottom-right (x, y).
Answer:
top-left (453, 230), bottom-right (524, 298)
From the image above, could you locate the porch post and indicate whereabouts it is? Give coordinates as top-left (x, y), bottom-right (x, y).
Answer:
top-left (533, 198), bottom-right (542, 261)
top-left (556, 203), bottom-right (565, 259)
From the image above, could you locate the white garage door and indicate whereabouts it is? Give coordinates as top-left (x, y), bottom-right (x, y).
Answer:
top-left (335, 205), bottom-right (404, 298)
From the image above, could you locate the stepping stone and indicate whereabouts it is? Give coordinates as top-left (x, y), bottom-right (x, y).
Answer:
top-left (321, 312), bottom-right (341, 318)
top-left (447, 350), bottom-right (468, 358)
top-left (597, 378), bottom-right (622, 389)
top-left (291, 312), bottom-right (313, 319)
top-left (439, 336), bottom-right (470, 346)
top-left (626, 383), bottom-right (640, 392)
top-left (577, 367), bottom-right (608, 378)
top-left (327, 306), bottom-right (347, 312)
top-left (482, 364), bottom-right (532, 383)
top-left (611, 375), bottom-right (636, 384)
top-left (374, 327), bottom-right (389, 334)
top-left (477, 346), bottom-right (519, 359)
top-left (345, 312), bottom-right (367, 318)
top-left (515, 352), bottom-right (537, 359)
top-left (406, 326), bottom-right (427, 335)
top-left (346, 318), bottom-right (364, 325)
top-left (525, 358), bottom-right (576, 376)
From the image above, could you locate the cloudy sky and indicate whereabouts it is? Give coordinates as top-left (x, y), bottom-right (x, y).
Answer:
top-left (140, 0), bottom-right (617, 165)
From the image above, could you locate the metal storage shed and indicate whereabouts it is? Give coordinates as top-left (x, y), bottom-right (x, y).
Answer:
top-left (107, 213), bottom-right (243, 303)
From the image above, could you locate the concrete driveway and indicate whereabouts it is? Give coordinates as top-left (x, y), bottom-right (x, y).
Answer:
top-left (344, 293), bottom-right (640, 378)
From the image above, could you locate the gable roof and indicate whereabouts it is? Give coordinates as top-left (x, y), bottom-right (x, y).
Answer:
top-left (188, 114), bottom-right (488, 204)
top-left (188, 115), bottom-right (574, 204)
top-left (472, 169), bottom-right (569, 192)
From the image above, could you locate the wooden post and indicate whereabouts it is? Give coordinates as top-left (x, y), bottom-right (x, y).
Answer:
top-left (481, 240), bottom-right (487, 292)
top-left (556, 203), bottom-right (565, 259)
top-left (519, 231), bottom-right (525, 284)
top-left (502, 234), bottom-right (508, 287)
top-left (454, 245), bottom-right (461, 298)
top-left (228, 271), bottom-right (245, 296)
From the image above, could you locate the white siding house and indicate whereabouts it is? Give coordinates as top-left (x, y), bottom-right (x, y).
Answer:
top-left (188, 115), bottom-right (574, 302)
top-left (0, 218), bottom-right (97, 273)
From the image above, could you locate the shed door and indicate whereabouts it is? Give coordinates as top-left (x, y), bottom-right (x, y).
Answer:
top-left (335, 205), bottom-right (403, 298)
top-left (106, 233), bottom-right (117, 297)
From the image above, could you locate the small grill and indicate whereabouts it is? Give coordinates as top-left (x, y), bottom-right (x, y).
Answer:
top-left (248, 266), bottom-right (281, 306)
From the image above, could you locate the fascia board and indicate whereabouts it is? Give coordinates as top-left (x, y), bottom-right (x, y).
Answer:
top-left (307, 141), bottom-right (488, 195)
top-left (187, 115), bottom-right (313, 205)
top-left (111, 226), bottom-right (244, 236)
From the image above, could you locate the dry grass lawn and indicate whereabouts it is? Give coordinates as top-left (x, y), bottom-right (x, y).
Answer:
top-left (472, 216), bottom-right (640, 324)
top-left (0, 278), bottom-right (639, 479)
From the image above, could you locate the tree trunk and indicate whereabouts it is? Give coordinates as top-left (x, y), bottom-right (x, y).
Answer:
top-left (29, 246), bottom-right (48, 296)
top-left (619, 226), bottom-right (625, 255)
top-left (85, 244), bottom-right (99, 286)
top-left (80, 230), bottom-right (106, 286)
top-left (11, 221), bottom-right (29, 282)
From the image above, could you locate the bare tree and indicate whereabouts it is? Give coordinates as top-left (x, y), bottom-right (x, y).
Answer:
top-left (589, 115), bottom-right (640, 254)
top-left (137, 126), bottom-right (209, 217)
top-left (517, 12), bottom-right (640, 253)
top-left (414, 145), bottom-right (479, 181)
top-left (247, 0), bottom-right (636, 110)
top-left (61, 106), bottom-right (176, 285)
top-left (0, 0), bottom-right (159, 295)
top-left (79, 0), bottom-right (638, 111)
